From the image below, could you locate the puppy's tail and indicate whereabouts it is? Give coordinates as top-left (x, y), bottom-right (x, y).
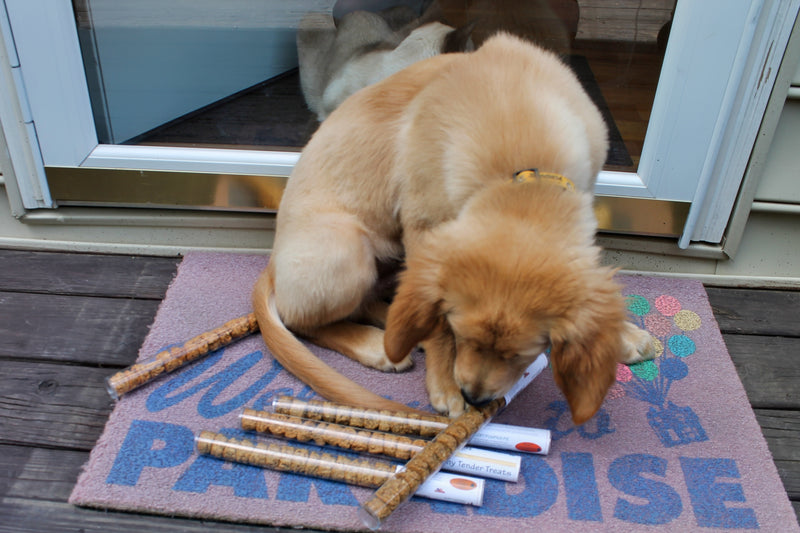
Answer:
top-left (252, 266), bottom-right (420, 414)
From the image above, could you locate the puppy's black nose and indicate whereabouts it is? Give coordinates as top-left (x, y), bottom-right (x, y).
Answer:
top-left (461, 389), bottom-right (493, 408)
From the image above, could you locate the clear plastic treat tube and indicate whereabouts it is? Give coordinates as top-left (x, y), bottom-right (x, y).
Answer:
top-left (358, 399), bottom-right (503, 529)
top-left (195, 431), bottom-right (484, 505)
top-left (106, 313), bottom-right (259, 400)
top-left (358, 353), bottom-right (549, 529)
top-left (240, 408), bottom-right (521, 481)
top-left (270, 395), bottom-right (449, 438)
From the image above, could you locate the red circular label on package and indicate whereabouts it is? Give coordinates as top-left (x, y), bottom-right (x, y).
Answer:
top-left (515, 442), bottom-right (542, 453)
top-left (450, 478), bottom-right (478, 490)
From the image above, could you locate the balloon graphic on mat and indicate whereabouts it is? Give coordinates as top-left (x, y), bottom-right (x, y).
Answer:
top-left (660, 358), bottom-right (689, 381)
top-left (619, 293), bottom-right (708, 447)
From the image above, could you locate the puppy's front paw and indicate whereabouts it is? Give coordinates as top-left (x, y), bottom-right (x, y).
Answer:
top-left (620, 321), bottom-right (656, 364)
top-left (427, 372), bottom-right (466, 417)
top-left (430, 389), bottom-right (467, 418)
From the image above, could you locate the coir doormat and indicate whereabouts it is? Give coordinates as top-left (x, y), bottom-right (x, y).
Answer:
top-left (71, 252), bottom-right (799, 532)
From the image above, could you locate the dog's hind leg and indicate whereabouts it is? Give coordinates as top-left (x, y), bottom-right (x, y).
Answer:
top-left (272, 214), bottom-right (410, 372)
top-left (307, 321), bottom-right (412, 372)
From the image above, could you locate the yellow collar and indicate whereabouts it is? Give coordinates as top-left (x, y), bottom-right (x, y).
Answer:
top-left (511, 169), bottom-right (575, 192)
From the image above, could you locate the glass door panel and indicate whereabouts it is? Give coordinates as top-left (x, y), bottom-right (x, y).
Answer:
top-left (73, 0), bottom-right (673, 172)
top-left (74, 0), bottom-right (332, 148)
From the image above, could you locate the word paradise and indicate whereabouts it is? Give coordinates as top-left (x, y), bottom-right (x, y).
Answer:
top-left (108, 420), bottom-right (758, 528)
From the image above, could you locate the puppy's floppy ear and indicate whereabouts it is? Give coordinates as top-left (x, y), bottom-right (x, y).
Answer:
top-left (548, 273), bottom-right (626, 426)
top-left (384, 254), bottom-right (443, 363)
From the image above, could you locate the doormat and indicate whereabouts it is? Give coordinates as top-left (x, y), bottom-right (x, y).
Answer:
top-left (70, 252), bottom-right (799, 532)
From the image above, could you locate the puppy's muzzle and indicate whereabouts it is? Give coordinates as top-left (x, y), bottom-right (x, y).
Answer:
top-left (461, 388), bottom-right (495, 409)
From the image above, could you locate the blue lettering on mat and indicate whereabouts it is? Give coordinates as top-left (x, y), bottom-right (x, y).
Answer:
top-left (476, 455), bottom-right (558, 518)
top-left (680, 457), bottom-right (758, 529)
top-left (174, 454), bottom-right (270, 499)
top-left (105, 420), bottom-right (759, 528)
top-left (425, 499), bottom-right (469, 516)
top-left (544, 400), bottom-right (615, 441)
top-left (562, 452), bottom-right (603, 521)
top-left (106, 420), bottom-right (194, 485)
top-left (276, 472), bottom-right (359, 506)
top-left (146, 350), bottom-right (284, 418)
top-left (609, 454), bottom-right (682, 525)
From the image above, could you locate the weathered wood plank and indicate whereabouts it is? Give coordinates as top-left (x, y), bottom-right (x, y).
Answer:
top-left (706, 287), bottom-right (800, 337)
top-left (755, 409), bottom-right (800, 461)
top-left (0, 360), bottom-right (115, 449)
top-left (775, 460), bottom-right (800, 502)
top-left (0, 291), bottom-right (159, 364)
top-left (0, 444), bottom-right (87, 502)
top-left (0, 497), bottom-right (306, 533)
top-left (724, 334), bottom-right (800, 409)
top-left (754, 409), bottom-right (800, 500)
top-left (0, 249), bottom-right (179, 298)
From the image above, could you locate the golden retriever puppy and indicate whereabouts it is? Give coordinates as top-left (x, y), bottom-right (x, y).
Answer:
top-left (252, 33), bottom-right (654, 424)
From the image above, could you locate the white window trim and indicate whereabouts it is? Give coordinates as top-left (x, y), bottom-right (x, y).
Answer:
top-left (83, 145), bottom-right (300, 177)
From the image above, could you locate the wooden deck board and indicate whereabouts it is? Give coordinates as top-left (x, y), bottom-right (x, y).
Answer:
top-left (0, 498), bottom-right (308, 533)
top-left (0, 444), bottom-right (87, 502)
top-left (1, 249), bottom-right (798, 529)
top-left (725, 334), bottom-right (800, 409)
top-left (755, 409), bottom-right (800, 500)
top-left (0, 249), bottom-right (179, 298)
top-left (707, 286), bottom-right (800, 337)
top-left (0, 360), bottom-right (115, 449)
top-left (0, 291), bottom-right (160, 364)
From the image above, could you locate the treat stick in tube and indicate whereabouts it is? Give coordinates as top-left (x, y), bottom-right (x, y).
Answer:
top-left (273, 352), bottom-right (548, 430)
top-left (240, 409), bottom-right (521, 481)
top-left (358, 353), bottom-right (548, 529)
top-left (195, 431), bottom-right (484, 506)
top-left (270, 395), bottom-right (448, 438)
top-left (272, 397), bottom-right (550, 455)
top-left (271, 353), bottom-right (551, 454)
top-left (358, 399), bottom-right (502, 529)
top-left (107, 313), bottom-right (259, 399)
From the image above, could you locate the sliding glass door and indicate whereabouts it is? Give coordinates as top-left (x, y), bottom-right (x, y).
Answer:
top-left (1, 0), bottom-right (798, 246)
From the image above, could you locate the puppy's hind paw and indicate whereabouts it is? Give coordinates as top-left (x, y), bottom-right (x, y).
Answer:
top-left (382, 354), bottom-right (414, 373)
top-left (620, 322), bottom-right (657, 364)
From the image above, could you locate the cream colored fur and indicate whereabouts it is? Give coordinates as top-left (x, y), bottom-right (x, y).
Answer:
top-left (253, 33), bottom-right (654, 421)
top-left (297, 9), bottom-right (470, 121)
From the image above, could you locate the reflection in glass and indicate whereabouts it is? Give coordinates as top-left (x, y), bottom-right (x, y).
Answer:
top-left (73, 0), bottom-right (675, 171)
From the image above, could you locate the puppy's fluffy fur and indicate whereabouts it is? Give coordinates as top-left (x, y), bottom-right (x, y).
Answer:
top-left (253, 33), bottom-right (654, 423)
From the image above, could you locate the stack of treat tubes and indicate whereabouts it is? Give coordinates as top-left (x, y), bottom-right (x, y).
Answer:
top-left (196, 352), bottom-right (550, 529)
